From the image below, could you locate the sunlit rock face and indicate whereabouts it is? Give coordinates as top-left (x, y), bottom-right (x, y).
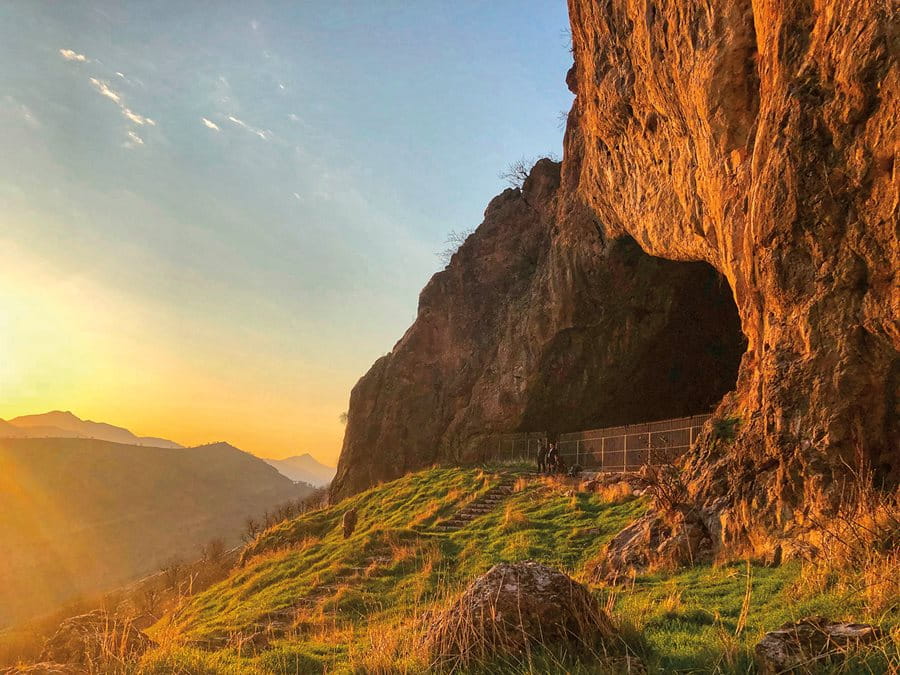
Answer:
top-left (563, 0), bottom-right (898, 547)
top-left (331, 160), bottom-right (746, 500)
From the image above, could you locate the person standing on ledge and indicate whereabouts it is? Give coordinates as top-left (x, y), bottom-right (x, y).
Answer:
top-left (546, 442), bottom-right (560, 474)
top-left (537, 441), bottom-right (549, 473)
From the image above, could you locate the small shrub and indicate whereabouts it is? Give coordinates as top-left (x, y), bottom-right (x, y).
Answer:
top-left (200, 538), bottom-right (226, 564)
top-left (711, 416), bottom-right (740, 443)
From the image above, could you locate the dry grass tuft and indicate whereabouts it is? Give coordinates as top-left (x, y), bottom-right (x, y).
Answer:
top-left (501, 503), bottom-right (532, 532)
top-left (347, 617), bottom-right (427, 673)
top-left (795, 473), bottom-right (899, 621)
top-left (595, 481), bottom-right (635, 505)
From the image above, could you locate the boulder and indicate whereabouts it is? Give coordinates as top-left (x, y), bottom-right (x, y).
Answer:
top-left (1, 665), bottom-right (84, 675)
top-left (425, 561), bottom-right (616, 669)
top-left (591, 508), bottom-right (713, 581)
top-left (39, 610), bottom-right (155, 666)
top-left (341, 507), bottom-right (358, 539)
top-left (754, 617), bottom-right (884, 673)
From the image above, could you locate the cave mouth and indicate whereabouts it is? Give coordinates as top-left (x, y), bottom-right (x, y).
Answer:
top-left (521, 235), bottom-right (747, 435)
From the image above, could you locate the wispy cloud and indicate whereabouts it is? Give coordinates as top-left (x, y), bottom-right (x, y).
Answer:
top-left (1, 96), bottom-right (40, 128)
top-left (125, 130), bottom-right (144, 147)
top-left (227, 115), bottom-right (270, 140)
top-left (59, 48), bottom-right (89, 62)
top-left (201, 117), bottom-right (220, 131)
top-left (123, 107), bottom-right (155, 126)
top-left (89, 77), bottom-right (121, 103)
top-left (88, 77), bottom-right (156, 139)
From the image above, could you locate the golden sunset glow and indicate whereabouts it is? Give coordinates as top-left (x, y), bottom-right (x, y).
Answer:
top-left (1, 239), bottom-right (348, 463)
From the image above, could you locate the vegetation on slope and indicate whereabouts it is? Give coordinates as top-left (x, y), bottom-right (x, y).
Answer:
top-left (132, 467), bottom-right (898, 674)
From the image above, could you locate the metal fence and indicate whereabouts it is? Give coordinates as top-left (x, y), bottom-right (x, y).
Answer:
top-left (493, 414), bottom-right (712, 472)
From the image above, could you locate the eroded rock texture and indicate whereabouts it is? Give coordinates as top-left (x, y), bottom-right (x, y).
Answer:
top-left (331, 160), bottom-right (745, 499)
top-left (564, 0), bottom-right (898, 550)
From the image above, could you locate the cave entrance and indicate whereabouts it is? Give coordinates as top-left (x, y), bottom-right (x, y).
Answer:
top-left (521, 235), bottom-right (747, 436)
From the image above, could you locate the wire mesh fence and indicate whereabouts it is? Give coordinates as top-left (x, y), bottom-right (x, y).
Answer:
top-left (491, 414), bottom-right (713, 471)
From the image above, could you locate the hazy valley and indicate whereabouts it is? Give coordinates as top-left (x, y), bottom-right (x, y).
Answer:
top-left (0, 417), bottom-right (325, 628)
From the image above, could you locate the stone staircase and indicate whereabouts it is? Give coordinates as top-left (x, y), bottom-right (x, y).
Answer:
top-left (433, 475), bottom-right (521, 532)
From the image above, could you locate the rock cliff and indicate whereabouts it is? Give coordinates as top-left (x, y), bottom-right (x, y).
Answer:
top-left (331, 160), bottom-right (746, 499)
top-left (334, 0), bottom-right (897, 561)
top-left (563, 0), bottom-right (897, 551)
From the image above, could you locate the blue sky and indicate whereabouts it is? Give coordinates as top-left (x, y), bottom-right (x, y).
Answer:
top-left (0, 1), bottom-right (573, 462)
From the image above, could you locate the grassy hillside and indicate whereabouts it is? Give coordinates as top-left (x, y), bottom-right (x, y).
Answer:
top-left (0, 438), bottom-right (314, 626)
top-left (132, 467), bottom-right (898, 674)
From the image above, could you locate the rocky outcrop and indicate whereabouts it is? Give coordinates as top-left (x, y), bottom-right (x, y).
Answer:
top-left (754, 617), bottom-right (884, 673)
top-left (563, 0), bottom-right (898, 553)
top-left (425, 561), bottom-right (616, 668)
top-left (39, 610), bottom-right (155, 666)
top-left (332, 160), bottom-right (746, 499)
top-left (334, 0), bottom-right (896, 562)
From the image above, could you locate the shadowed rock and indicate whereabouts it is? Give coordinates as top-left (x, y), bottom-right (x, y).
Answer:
top-left (341, 507), bottom-right (358, 539)
top-left (754, 617), bottom-right (884, 673)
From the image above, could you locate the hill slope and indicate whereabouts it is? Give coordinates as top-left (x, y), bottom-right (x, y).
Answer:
top-left (138, 467), bottom-right (896, 673)
top-left (2, 411), bottom-right (183, 448)
top-left (263, 454), bottom-right (335, 487)
top-left (0, 437), bottom-right (314, 626)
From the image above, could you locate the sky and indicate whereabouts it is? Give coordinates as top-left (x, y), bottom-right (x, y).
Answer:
top-left (0, 1), bottom-right (573, 465)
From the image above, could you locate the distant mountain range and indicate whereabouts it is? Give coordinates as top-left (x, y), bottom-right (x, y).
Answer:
top-left (263, 453), bottom-right (336, 487)
top-left (0, 411), bottom-right (183, 448)
top-left (0, 436), bottom-right (314, 627)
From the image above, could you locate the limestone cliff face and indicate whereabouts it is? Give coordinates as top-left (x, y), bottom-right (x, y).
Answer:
top-left (331, 160), bottom-right (746, 499)
top-left (564, 0), bottom-right (898, 546)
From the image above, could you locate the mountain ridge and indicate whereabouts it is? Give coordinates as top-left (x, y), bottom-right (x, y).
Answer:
top-left (263, 453), bottom-right (335, 487)
top-left (2, 411), bottom-right (183, 449)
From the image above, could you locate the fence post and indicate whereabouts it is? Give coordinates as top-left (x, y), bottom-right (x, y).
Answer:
top-left (576, 440), bottom-right (580, 467)
top-left (623, 432), bottom-right (628, 473)
top-left (601, 436), bottom-right (605, 472)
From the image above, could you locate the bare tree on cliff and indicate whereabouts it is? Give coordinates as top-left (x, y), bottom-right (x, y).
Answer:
top-left (499, 153), bottom-right (560, 189)
top-left (499, 156), bottom-right (536, 189)
top-left (438, 228), bottom-right (475, 266)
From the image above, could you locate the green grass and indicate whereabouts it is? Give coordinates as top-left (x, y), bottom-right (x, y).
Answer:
top-left (140, 467), bottom-right (899, 674)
